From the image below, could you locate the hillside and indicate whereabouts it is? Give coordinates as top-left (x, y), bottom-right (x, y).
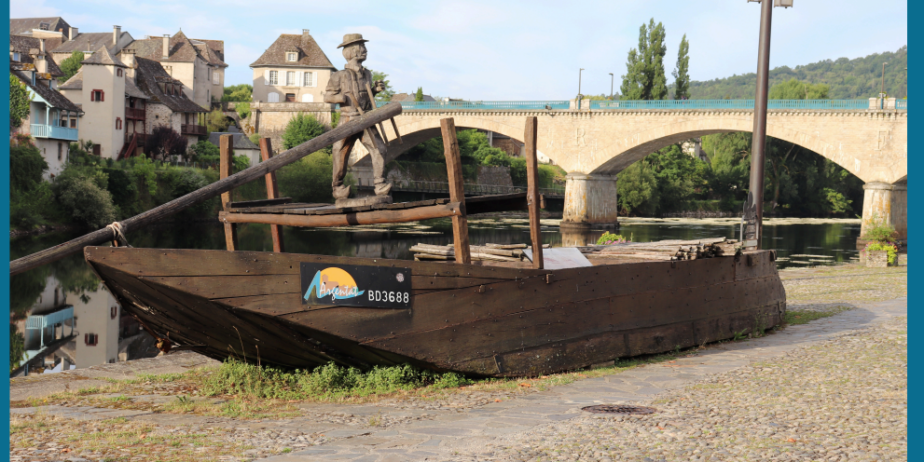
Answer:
top-left (684, 46), bottom-right (907, 100)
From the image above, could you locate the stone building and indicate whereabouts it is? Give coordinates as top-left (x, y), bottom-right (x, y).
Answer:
top-left (132, 56), bottom-right (209, 151)
top-left (250, 29), bottom-right (335, 103)
top-left (10, 35), bottom-right (82, 179)
top-left (10, 17), bottom-right (72, 38)
top-left (129, 31), bottom-right (227, 108)
top-left (49, 25), bottom-right (134, 66)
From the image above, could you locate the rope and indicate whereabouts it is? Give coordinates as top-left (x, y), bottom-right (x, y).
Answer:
top-left (105, 222), bottom-right (131, 247)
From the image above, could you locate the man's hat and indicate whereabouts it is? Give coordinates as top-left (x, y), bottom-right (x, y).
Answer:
top-left (337, 33), bottom-right (369, 49)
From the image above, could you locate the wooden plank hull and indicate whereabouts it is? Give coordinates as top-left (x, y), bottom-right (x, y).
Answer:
top-left (84, 247), bottom-right (786, 377)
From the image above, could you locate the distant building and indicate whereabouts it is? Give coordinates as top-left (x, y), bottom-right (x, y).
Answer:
top-left (10, 35), bottom-right (82, 179)
top-left (49, 25), bottom-right (134, 66)
top-left (10, 17), bottom-right (72, 38)
top-left (208, 132), bottom-right (261, 166)
top-left (390, 93), bottom-right (437, 103)
top-left (129, 31), bottom-right (227, 108)
top-left (682, 138), bottom-right (708, 162)
top-left (250, 29), bottom-right (335, 103)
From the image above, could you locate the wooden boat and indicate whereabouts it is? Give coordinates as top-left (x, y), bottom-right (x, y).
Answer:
top-left (84, 245), bottom-right (785, 377)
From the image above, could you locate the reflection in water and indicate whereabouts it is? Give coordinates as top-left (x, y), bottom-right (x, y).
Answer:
top-left (10, 218), bottom-right (861, 376)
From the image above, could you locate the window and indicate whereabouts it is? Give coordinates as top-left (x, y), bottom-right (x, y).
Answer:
top-left (286, 71), bottom-right (296, 86)
top-left (91, 89), bottom-right (104, 102)
top-left (286, 52), bottom-right (297, 62)
top-left (115, 117), bottom-right (122, 130)
top-left (58, 142), bottom-right (63, 161)
top-left (268, 70), bottom-right (278, 85)
top-left (92, 144), bottom-right (101, 156)
top-left (69, 118), bottom-right (77, 128)
top-left (301, 93), bottom-right (313, 103)
top-left (110, 306), bottom-right (118, 319)
top-left (39, 22), bottom-right (49, 30)
top-left (84, 333), bottom-right (98, 346)
top-left (285, 93), bottom-right (295, 102)
top-left (212, 71), bottom-right (219, 85)
top-left (116, 68), bottom-right (123, 77)
top-left (11, 52), bottom-right (19, 62)
top-left (267, 92), bottom-right (279, 103)
top-left (303, 71), bottom-right (315, 87)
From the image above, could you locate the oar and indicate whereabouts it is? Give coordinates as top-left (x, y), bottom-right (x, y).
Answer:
top-left (366, 81), bottom-right (403, 145)
top-left (10, 102), bottom-right (403, 276)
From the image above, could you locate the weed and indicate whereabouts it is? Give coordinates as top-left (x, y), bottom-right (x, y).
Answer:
top-left (732, 329), bottom-right (749, 341)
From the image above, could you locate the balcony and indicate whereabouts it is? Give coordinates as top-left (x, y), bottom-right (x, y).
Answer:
top-left (181, 124), bottom-right (207, 136)
top-left (125, 107), bottom-right (146, 120)
top-left (30, 124), bottom-right (78, 141)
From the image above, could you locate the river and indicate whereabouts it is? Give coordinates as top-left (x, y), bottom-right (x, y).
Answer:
top-left (9, 217), bottom-right (862, 376)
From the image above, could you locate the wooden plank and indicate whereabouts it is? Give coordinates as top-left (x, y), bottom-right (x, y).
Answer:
top-left (441, 118), bottom-right (471, 265)
top-left (260, 138), bottom-right (285, 253)
top-left (12, 102), bottom-right (403, 276)
top-left (228, 197), bottom-right (293, 209)
top-left (219, 135), bottom-right (238, 252)
top-left (524, 116), bottom-right (543, 269)
top-left (220, 202), bottom-right (462, 227)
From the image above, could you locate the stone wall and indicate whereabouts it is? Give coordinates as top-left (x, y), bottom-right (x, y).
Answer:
top-left (244, 102), bottom-right (336, 153)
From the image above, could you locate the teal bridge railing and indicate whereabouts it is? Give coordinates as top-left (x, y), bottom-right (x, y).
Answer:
top-left (398, 99), bottom-right (901, 111)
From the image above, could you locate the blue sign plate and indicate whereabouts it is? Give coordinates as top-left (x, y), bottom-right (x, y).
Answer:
top-left (300, 263), bottom-right (412, 308)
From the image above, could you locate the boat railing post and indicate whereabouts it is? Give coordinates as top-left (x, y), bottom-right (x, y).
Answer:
top-left (260, 137), bottom-right (285, 253)
top-left (525, 116), bottom-right (544, 269)
top-left (440, 118), bottom-right (472, 265)
top-left (220, 134), bottom-right (239, 251)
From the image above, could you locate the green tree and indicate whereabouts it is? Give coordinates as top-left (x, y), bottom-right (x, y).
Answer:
top-left (52, 167), bottom-right (117, 228)
top-left (672, 34), bottom-right (690, 99)
top-left (9, 74), bottom-right (31, 129)
top-left (415, 87), bottom-right (424, 102)
top-left (277, 151), bottom-right (335, 203)
top-left (207, 108), bottom-right (231, 133)
top-left (59, 51), bottom-right (85, 82)
top-left (282, 113), bottom-right (325, 150)
top-left (768, 78), bottom-right (829, 100)
top-left (222, 84), bottom-right (253, 102)
top-left (620, 19), bottom-right (668, 100)
top-left (235, 102), bottom-right (251, 120)
top-left (369, 69), bottom-right (394, 103)
top-left (617, 159), bottom-right (659, 215)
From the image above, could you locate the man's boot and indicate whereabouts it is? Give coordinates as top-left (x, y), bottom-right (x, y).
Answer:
top-left (333, 184), bottom-right (351, 200)
top-left (374, 179), bottom-right (393, 196)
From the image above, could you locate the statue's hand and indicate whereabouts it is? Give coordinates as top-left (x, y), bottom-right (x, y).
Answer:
top-left (373, 80), bottom-right (385, 92)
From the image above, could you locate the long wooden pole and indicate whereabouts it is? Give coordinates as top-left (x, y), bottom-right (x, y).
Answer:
top-left (10, 102), bottom-right (403, 276)
top-left (220, 135), bottom-right (238, 251)
top-left (524, 116), bottom-right (543, 269)
top-left (259, 138), bottom-right (284, 253)
top-left (440, 118), bottom-right (471, 265)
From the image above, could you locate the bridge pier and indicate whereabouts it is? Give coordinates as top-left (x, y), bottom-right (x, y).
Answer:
top-left (860, 181), bottom-right (907, 246)
top-left (560, 174), bottom-right (619, 230)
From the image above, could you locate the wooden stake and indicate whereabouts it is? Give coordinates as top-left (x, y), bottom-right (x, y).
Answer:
top-left (440, 118), bottom-right (471, 265)
top-left (259, 138), bottom-right (285, 253)
top-left (525, 116), bottom-right (543, 269)
top-left (220, 134), bottom-right (238, 251)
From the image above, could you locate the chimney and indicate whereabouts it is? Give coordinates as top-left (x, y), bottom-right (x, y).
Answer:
top-left (69, 27), bottom-right (78, 41)
top-left (162, 34), bottom-right (170, 58)
top-left (121, 48), bottom-right (136, 78)
top-left (302, 29), bottom-right (310, 38)
top-left (35, 40), bottom-right (47, 74)
top-left (39, 39), bottom-right (45, 53)
top-left (113, 25), bottom-right (121, 46)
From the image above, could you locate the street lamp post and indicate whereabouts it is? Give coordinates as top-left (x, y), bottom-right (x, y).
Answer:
top-left (578, 68), bottom-right (585, 109)
top-left (609, 73), bottom-right (614, 100)
top-left (743, 0), bottom-right (791, 249)
top-left (880, 62), bottom-right (888, 109)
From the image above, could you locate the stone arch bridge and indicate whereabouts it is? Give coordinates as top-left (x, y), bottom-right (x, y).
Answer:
top-left (346, 103), bottom-right (906, 239)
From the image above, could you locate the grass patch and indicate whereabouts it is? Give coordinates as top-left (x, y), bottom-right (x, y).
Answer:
top-left (784, 306), bottom-right (852, 325)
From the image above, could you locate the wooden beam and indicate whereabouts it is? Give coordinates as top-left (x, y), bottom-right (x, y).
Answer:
top-left (260, 138), bottom-right (285, 253)
top-left (219, 202), bottom-right (461, 228)
top-left (10, 102), bottom-right (403, 276)
top-left (440, 118), bottom-right (471, 265)
top-left (525, 116), bottom-right (543, 269)
top-left (220, 135), bottom-right (238, 251)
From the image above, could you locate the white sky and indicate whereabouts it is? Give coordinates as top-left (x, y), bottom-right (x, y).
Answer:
top-left (12, 0), bottom-right (908, 99)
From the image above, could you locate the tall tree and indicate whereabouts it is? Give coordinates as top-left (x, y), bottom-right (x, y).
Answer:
top-left (620, 19), bottom-right (668, 100)
top-left (672, 34), bottom-right (690, 99)
top-left (9, 74), bottom-right (31, 129)
top-left (415, 87), bottom-right (424, 102)
top-left (59, 51), bottom-right (84, 82)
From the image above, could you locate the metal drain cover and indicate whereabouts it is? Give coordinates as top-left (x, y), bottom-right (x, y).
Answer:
top-left (581, 404), bottom-right (657, 415)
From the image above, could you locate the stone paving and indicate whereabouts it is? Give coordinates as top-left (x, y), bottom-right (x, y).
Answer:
top-left (9, 267), bottom-right (907, 462)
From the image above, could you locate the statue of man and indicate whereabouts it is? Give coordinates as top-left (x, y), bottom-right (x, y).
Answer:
top-left (324, 33), bottom-right (391, 201)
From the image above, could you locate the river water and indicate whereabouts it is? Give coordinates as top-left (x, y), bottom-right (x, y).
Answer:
top-left (9, 217), bottom-right (862, 376)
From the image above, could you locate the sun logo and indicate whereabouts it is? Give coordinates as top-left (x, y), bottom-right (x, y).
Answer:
top-left (304, 267), bottom-right (364, 302)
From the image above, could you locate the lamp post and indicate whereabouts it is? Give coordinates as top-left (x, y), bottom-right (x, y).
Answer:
top-left (578, 68), bottom-right (585, 109)
top-left (609, 73), bottom-right (614, 100)
top-left (880, 62), bottom-right (888, 109)
top-left (743, 0), bottom-right (792, 249)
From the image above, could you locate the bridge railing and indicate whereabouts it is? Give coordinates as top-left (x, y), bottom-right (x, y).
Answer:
top-left (896, 100), bottom-right (908, 110)
top-left (589, 99), bottom-right (873, 110)
top-left (399, 101), bottom-right (570, 110)
top-left (360, 180), bottom-right (565, 197)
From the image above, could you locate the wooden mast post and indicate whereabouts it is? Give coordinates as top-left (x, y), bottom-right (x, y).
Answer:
top-left (440, 118), bottom-right (471, 264)
top-left (259, 138), bottom-right (285, 253)
top-left (219, 134), bottom-right (238, 251)
top-left (525, 116), bottom-right (544, 269)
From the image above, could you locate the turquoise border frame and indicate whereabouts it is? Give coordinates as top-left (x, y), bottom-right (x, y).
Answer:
top-left (2, 0), bottom-right (12, 455)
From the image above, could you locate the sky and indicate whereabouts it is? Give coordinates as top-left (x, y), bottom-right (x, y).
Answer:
top-left (11, 0), bottom-right (908, 100)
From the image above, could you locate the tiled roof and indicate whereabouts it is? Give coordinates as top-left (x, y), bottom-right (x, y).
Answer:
top-left (208, 132), bottom-right (259, 151)
top-left (82, 46), bottom-right (128, 68)
top-left (134, 57), bottom-right (207, 113)
top-left (124, 77), bottom-right (149, 99)
top-left (52, 31), bottom-right (132, 55)
top-left (130, 31), bottom-right (215, 64)
top-left (192, 38), bottom-right (227, 67)
top-left (391, 93), bottom-right (436, 102)
top-left (58, 68), bottom-right (82, 90)
top-left (250, 33), bottom-right (335, 68)
top-left (10, 17), bottom-right (71, 36)
top-left (12, 69), bottom-right (82, 113)
top-left (9, 35), bottom-right (64, 77)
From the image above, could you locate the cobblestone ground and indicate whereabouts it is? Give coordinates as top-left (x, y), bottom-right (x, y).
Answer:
top-left (480, 317), bottom-right (907, 462)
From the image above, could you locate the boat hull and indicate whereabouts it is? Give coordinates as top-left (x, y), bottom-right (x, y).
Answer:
top-left (84, 247), bottom-right (786, 377)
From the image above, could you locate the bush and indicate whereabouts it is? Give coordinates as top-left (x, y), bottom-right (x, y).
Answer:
top-left (52, 167), bottom-right (117, 228)
top-left (235, 102), bottom-right (251, 120)
top-left (863, 217), bottom-right (898, 243)
top-left (10, 143), bottom-right (56, 229)
top-left (282, 113), bottom-right (325, 150)
top-left (277, 151), bottom-right (334, 203)
top-left (596, 232), bottom-right (629, 245)
top-left (207, 109), bottom-right (230, 133)
top-left (188, 139), bottom-right (220, 163)
top-left (161, 168), bottom-right (216, 218)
